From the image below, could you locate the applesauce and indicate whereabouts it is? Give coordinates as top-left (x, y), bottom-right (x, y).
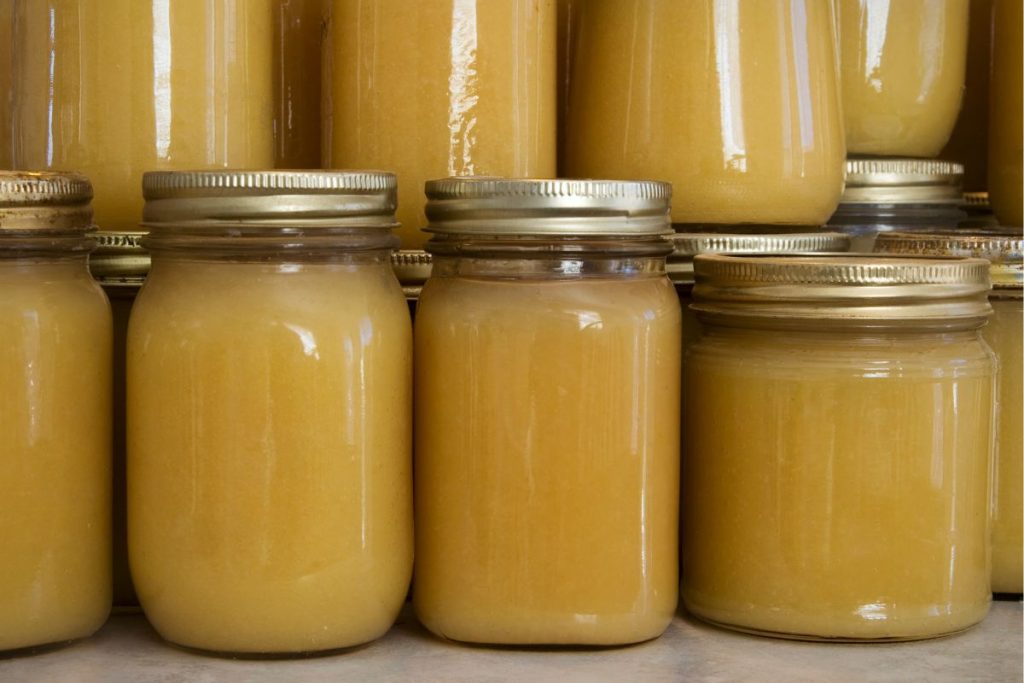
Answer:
top-left (11, 0), bottom-right (276, 232)
top-left (414, 178), bottom-right (680, 646)
top-left (275, 0), bottom-right (323, 168)
top-left (682, 254), bottom-right (995, 641)
top-left (128, 171), bottom-right (412, 655)
top-left (0, 172), bottom-right (112, 651)
top-left (989, 0), bottom-right (1023, 227)
top-left (837, 0), bottom-right (969, 157)
top-left (564, 0), bottom-right (845, 227)
top-left (324, 0), bottom-right (557, 248)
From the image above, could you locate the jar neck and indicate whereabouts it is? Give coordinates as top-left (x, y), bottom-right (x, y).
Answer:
top-left (144, 224), bottom-right (398, 261)
top-left (699, 322), bottom-right (985, 345)
top-left (0, 233), bottom-right (96, 259)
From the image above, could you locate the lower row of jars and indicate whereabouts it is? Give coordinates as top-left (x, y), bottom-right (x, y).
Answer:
top-left (1, 171), bottom-right (1020, 655)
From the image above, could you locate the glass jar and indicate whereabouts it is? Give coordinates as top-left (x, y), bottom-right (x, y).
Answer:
top-left (0, 171), bottom-right (112, 651)
top-left (323, 0), bottom-right (557, 249)
top-left (564, 0), bottom-right (845, 227)
top-left (89, 232), bottom-right (149, 611)
top-left (875, 229), bottom-right (1023, 596)
top-left (669, 232), bottom-right (851, 349)
top-left (988, 0), bottom-right (1023, 227)
top-left (837, 0), bottom-right (969, 157)
top-left (682, 253), bottom-right (995, 641)
top-left (10, 0), bottom-right (277, 232)
top-left (414, 178), bottom-right (681, 646)
top-left (274, 0), bottom-right (323, 169)
top-left (828, 159), bottom-right (967, 252)
top-left (128, 171), bottom-right (412, 655)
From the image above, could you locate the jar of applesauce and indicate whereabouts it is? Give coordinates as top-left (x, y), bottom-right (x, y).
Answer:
top-left (828, 159), bottom-right (967, 251)
top-left (564, 0), bottom-right (845, 227)
top-left (89, 232), bottom-right (149, 611)
top-left (682, 253), bottom-right (995, 641)
top-left (0, 171), bottom-right (112, 651)
top-left (128, 170), bottom-right (412, 655)
top-left (837, 0), bottom-right (969, 157)
top-left (988, 0), bottom-right (1023, 227)
top-left (414, 178), bottom-right (680, 646)
top-left (323, 0), bottom-right (557, 249)
top-left (10, 0), bottom-right (276, 232)
top-left (875, 229), bottom-right (1023, 596)
top-left (274, 0), bottom-right (323, 169)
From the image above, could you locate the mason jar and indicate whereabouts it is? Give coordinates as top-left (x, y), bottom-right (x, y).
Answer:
top-left (682, 253), bottom-right (995, 641)
top-left (128, 170), bottom-right (412, 655)
top-left (875, 229), bottom-right (1023, 596)
top-left (414, 178), bottom-right (681, 646)
top-left (0, 171), bottom-right (112, 651)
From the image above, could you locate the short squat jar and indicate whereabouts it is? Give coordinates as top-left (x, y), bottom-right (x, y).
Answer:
top-left (0, 172), bottom-right (112, 651)
top-left (414, 178), bottom-right (681, 646)
top-left (682, 254), bottom-right (995, 641)
top-left (876, 229), bottom-right (1023, 596)
top-left (128, 171), bottom-right (413, 655)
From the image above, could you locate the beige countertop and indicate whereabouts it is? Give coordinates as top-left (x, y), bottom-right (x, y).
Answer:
top-left (1, 600), bottom-right (1021, 682)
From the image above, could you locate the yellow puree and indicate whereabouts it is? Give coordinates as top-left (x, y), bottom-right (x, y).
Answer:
top-left (988, 298), bottom-right (1023, 594)
top-left (324, 0), bottom-right (557, 248)
top-left (837, 0), bottom-right (969, 157)
top-left (0, 260), bottom-right (112, 651)
top-left (11, 0), bottom-right (275, 232)
top-left (414, 274), bottom-right (680, 645)
top-left (683, 329), bottom-right (993, 640)
top-left (275, 0), bottom-right (323, 168)
top-left (988, 0), bottom-right (1023, 227)
top-left (128, 258), bottom-right (412, 653)
top-left (565, 0), bottom-right (845, 226)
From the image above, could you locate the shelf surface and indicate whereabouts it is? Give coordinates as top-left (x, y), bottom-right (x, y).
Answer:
top-left (1, 600), bottom-right (1021, 682)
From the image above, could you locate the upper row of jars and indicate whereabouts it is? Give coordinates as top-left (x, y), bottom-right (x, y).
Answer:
top-left (0, 0), bottom-right (1022, 242)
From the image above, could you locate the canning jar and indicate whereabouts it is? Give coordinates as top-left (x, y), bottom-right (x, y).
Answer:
top-left (682, 253), bottom-right (995, 641)
top-left (988, 0), bottom-right (1023, 227)
top-left (836, 0), bottom-right (969, 157)
top-left (875, 229), bottom-right (1023, 595)
top-left (564, 0), bottom-right (845, 227)
top-left (10, 0), bottom-right (276, 232)
top-left (828, 159), bottom-right (967, 251)
top-left (0, 171), bottom-right (112, 651)
top-left (128, 170), bottom-right (412, 655)
top-left (89, 232), bottom-right (149, 611)
top-left (414, 178), bottom-right (681, 646)
top-left (274, 0), bottom-right (323, 169)
top-left (323, 0), bottom-right (557, 249)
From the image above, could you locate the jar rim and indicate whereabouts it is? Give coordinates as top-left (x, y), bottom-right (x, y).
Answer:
top-left (874, 229), bottom-right (1023, 289)
top-left (0, 171), bottom-right (95, 234)
top-left (840, 157), bottom-right (963, 206)
top-left (667, 231), bottom-right (851, 283)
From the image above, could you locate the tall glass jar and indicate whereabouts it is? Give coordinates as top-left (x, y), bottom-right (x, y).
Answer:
top-left (0, 172), bottom-right (112, 651)
top-left (128, 171), bottom-right (412, 655)
top-left (682, 253), bottom-right (995, 641)
top-left (988, 0), bottom-right (1023, 227)
top-left (836, 0), bottom-right (969, 157)
top-left (414, 178), bottom-right (681, 646)
top-left (274, 0), bottom-right (323, 169)
top-left (10, 0), bottom-right (277, 232)
top-left (875, 230), bottom-right (1023, 596)
top-left (89, 232), bottom-right (149, 611)
top-left (323, 0), bottom-right (557, 249)
top-left (564, 0), bottom-right (845, 228)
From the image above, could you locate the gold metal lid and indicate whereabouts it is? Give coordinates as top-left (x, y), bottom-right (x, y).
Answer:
top-left (0, 171), bottom-right (94, 232)
top-left (874, 229), bottom-right (1023, 289)
top-left (962, 191), bottom-right (991, 209)
top-left (424, 177), bottom-right (672, 236)
top-left (89, 231), bottom-right (150, 285)
top-left (668, 232), bottom-right (851, 283)
top-left (692, 253), bottom-right (992, 327)
top-left (142, 170), bottom-right (398, 228)
top-left (841, 158), bottom-right (963, 205)
top-left (391, 249), bottom-right (432, 286)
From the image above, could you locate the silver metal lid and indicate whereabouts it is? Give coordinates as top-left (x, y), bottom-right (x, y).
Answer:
top-left (0, 171), bottom-right (94, 232)
top-left (841, 158), bottom-right (964, 205)
top-left (668, 231), bottom-right (851, 283)
top-left (142, 170), bottom-right (398, 228)
top-left (424, 177), bottom-right (672, 236)
top-left (874, 229), bottom-right (1023, 289)
top-left (89, 231), bottom-right (150, 285)
top-left (391, 249), bottom-right (432, 286)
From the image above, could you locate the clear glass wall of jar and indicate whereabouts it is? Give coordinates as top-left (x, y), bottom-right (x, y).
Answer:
top-left (414, 178), bottom-right (681, 646)
top-left (10, 0), bottom-right (277, 232)
top-left (0, 171), bottom-right (112, 651)
top-left (988, 0), bottom-right (1023, 227)
top-left (682, 253), bottom-right (995, 641)
top-left (128, 171), bottom-right (412, 655)
top-left (875, 229), bottom-right (1024, 596)
top-left (564, 0), bottom-right (845, 227)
